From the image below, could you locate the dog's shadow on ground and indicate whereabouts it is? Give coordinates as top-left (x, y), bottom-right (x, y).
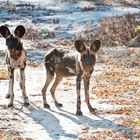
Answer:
top-left (53, 108), bottom-right (132, 136)
top-left (23, 103), bottom-right (133, 140)
top-left (24, 103), bottom-right (77, 140)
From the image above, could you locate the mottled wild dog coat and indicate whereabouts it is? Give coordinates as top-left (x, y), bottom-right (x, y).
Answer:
top-left (0, 25), bottom-right (29, 107)
top-left (42, 40), bottom-right (101, 115)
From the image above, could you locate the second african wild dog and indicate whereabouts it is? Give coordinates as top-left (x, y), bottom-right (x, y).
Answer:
top-left (0, 25), bottom-right (29, 107)
top-left (42, 40), bottom-right (101, 115)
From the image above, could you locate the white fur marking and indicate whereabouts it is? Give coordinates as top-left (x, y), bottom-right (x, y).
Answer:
top-left (66, 67), bottom-right (75, 74)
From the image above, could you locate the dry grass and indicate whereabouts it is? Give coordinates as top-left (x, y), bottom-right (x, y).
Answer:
top-left (24, 26), bottom-right (55, 41)
top-left (27, 60), bottom-right (41, 67)
top-left (94, 13), bottom-right (140, 47)
top-left (75, 13), bottom-right (140, 47)
top-left (0, 69), bottom-right (8, 80)
top-left (0, 129), bottom-right (33, 140)
top-left (101, 0), bottom-right (140, 6)
top-left (0, 4), bottom-right (16, 10)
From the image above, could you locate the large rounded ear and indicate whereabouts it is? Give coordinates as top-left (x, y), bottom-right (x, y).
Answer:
top-left (75, 40), bottom-right (86, 53)
top-left (90, 40), bottom-right (101, 53)
top-left (14, 25), bottom-right (25, 38)
top-left (0, 26), bottom-right (11, 38)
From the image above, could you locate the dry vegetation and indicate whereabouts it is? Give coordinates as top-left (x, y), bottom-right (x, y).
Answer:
top-left (89, 13), bottom-right (140, 47)
top-left (0, 129), bottom-right (32, 140)
top-left (0, 69), bottom-right (8, 80)
top-left (101, 0), bottom-right (140, 7)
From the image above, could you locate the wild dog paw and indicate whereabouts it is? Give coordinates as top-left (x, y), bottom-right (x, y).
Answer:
top-left (89, 108), bottom-right (97, 114)
top-left (44, 103), bottom-right (50, 108)
top-left (55, 102), bottom-right (63, 107)
top-left (76, 110), bottom-right (83, 115)
top-left (24, 102), bottom-right (30, 107)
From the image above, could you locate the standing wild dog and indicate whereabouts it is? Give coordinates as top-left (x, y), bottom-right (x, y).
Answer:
top-left (0, 25), bottom-right (29, 107)
top-left (42, 40), bottom-right (101, 115)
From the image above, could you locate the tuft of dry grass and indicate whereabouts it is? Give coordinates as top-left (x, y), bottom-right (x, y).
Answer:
top-left (24, 26), bottom-right (55, 41)
top-left (0, 69), bottom-right (8, 80)
top-left (27, 60), bottom-right (41, 67)
top-left (0, 4), bottom-right (16, 10)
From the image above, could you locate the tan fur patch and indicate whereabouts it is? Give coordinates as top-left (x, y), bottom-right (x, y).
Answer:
top-left (7, 50), bottom-right (26, 69)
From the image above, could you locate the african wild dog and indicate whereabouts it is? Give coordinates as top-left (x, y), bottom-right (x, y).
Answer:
top-left (42, 40), bottom-right (101, 115)
top-left (0, 25), bottom-right (29, 107)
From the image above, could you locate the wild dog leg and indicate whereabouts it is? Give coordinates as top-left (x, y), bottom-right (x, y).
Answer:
top-left (83, 76), bottom-right (96, 114)
top-left (20, 68), bottom-right (29, 106)
top-left (50, 74), bottom-right (63, 107)
top-left (76, 74), bottom-right (82, 115)
top-left (5, 65), bottom-right (11, 99)
top-left (42, 71), bottom-right (54, 108)
top-left (7, 67), bottom-right (14, 107)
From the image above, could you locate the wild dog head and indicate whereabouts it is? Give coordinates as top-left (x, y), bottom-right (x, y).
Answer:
top-left (75, 40), bottom-right (101, 78)
top-left (0, 25), bottom-right (25, 51)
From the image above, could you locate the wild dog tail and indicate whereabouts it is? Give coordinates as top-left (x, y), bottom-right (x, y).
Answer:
top-left (44, 48), bottom-right (58, 75)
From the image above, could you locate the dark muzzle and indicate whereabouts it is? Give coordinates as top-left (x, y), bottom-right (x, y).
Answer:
top-left (6, 35), bottom-right (19, 50)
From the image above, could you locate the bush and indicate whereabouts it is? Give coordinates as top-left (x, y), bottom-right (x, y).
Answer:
top-left (93, 13), bottom-right (140, 47)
